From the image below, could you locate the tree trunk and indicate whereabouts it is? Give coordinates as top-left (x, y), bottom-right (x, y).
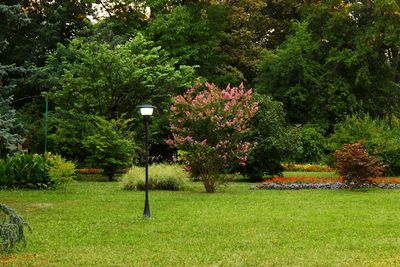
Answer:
top-left (201, 175), bottom-right (216, 193)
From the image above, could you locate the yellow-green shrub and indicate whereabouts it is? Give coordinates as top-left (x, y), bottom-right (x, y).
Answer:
top-left (47, 154), bottom-right (76, 191)
top-left (121, 164), bottom-right (188, 191)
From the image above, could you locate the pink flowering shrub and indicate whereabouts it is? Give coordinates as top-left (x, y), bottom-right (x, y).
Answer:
top-left (167, 82), bottom-right (258, 192)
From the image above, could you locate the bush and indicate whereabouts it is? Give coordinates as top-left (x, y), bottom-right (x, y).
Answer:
top-left (47, 154), bottom-right (76, 192)
top-left (121, 164), bottom-right (188, 191)
top-left (296, 126), bottom-right (326, 164)
top-left (83, 117), bottom-right (135, 181)
top-left (241, 95), bottom-right (302, 181)
top-left (0, 154), bottom-right (50, 189)
top-left (328, 115), bottom-right (400, 175)
top-left (0, 204), bottom-right (31, 251)
top-left (167, 82), bottom-right (258, 192)
top-left (335, 142), bottom-right (384, 183)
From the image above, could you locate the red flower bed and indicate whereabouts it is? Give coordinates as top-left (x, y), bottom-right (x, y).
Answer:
top-left (258, 176), bottom-right (400, 184)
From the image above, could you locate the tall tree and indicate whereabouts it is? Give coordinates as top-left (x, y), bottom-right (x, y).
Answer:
top-left (0, 96), bottom-right (24, 159)
top-left (147, 2), bottom-right (229, 82)
top-left (44, 33), bottom-right (197, 161)
top-left (0, 3), bottom-right (30, 94)
top-left (0, 4), bottom-right (29, 158)
top-left (221, 0), bottom-right (301, 85)
top-left (257, 0), bottom-right (400, 125)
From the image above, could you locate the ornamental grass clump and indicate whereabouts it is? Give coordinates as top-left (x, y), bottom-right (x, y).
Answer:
top-left (0, 204), bottom-right (31, 252)
top-left (335, 141), bottom-right (384, 184)
top-left (167, 82), bottom-right (258, 192)
top-left (121, 164), bottom-right (188, 191)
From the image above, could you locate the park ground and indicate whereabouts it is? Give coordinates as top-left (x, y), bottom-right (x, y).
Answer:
top-left (1, 174), bottom-right (400, 266)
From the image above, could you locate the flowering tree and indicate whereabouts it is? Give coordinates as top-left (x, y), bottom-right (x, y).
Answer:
top-left (167, 82), bottom-right (258, 192)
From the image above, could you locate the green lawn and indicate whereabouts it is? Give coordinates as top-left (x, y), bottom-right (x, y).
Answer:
top-left (1, 180), bottom-right (400, 266)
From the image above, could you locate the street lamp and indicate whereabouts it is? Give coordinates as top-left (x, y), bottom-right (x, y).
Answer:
top-left (138, 104), bottom-right (155, 218)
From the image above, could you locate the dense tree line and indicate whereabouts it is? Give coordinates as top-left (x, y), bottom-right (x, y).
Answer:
top-left (1, 0), bottom-right (399, 173)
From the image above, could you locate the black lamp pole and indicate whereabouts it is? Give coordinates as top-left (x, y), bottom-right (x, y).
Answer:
top-left (143, 115), bottom-right (150, 218)
top-left (139, 104), bottom-right (154, 218)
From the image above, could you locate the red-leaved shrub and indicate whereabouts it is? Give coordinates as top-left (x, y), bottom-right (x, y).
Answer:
top-left (335, 142), bottom-right (384, 183)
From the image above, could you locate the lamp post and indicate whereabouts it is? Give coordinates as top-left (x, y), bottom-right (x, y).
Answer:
top-left (138, 104), bottom-right (155, 218)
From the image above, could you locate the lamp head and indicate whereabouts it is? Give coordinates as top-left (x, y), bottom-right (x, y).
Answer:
top-left (138, 104), bottom-right (155, 116)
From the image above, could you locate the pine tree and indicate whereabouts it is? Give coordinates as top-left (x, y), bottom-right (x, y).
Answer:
top-left (0, 4), bottom-right (28, 158)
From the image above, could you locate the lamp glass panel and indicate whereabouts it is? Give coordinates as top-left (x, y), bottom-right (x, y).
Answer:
top-left (140, 107), bottom-right (154, 116)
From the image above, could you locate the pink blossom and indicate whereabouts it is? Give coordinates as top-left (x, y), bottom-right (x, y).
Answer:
top-left (184, 136), bottom-right (193, 142)
top-left (167, 81), bottom-right (259, 173)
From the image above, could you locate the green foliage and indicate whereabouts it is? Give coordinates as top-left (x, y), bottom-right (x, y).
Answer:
top-left (0, 4), bottom-right (29, 148)
top-left (257, 1), bottom-right (400, 125)
top-left (45, 33), bottom-right (196, 119)
top-left (242, 95), bottom-right (302, 181)
top-left (0, 203), bottom-right (31, 252)
top-left (222, 0), bottom-right (301, 84)
top-left (45, 33), bottom-right (197, 161)
top-left (82, 116), bottom-right (135, 181)
top-left (335, 142), bottom-right (384, 183)
top-left (0, 3), bottom-right (30, 62)
top-left (147, 3), bottom-right (228, 79)
top-left (0, 154), bottom-right (50, 189)
top-left (0, 96), bottom-right (24, 159)
top-left (0, 1), bottom-right (92, 157)
top-left (1, 0), bottom-right (91, 68)
top-left (257, 21), bottom-right (356, 124)
top-left (48, 110), bottom-right (95, 163)
top-left (121, 164), bottom-right (188, 191)
top-left (47, 154), bottom-right (76, 192)
top-left (328, 115), bottom-right (400, 175)
top-left (296, 126), bottom-right (326, 164)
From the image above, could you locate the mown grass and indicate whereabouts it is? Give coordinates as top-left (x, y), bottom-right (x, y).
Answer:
top-left (1, 179), bottom-right (400, 266)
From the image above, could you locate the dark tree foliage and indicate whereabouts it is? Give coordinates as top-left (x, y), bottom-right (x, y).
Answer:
top-left (147, 2), bottom-right (229, 80)
top-left (1, 0), bottom-right (93, 68)
top-left (0, 3), bottom-right (30, 93)
top-left (0, 4), bottom-right (28, 158)
top-left (221, 0), bottom-right (301, 85)
top-left (0, 96), bottom-right (24, 159)
top-left (257, 0), bottom-right (400, 125)
top-left (1, 1), bottom-right (95, 155)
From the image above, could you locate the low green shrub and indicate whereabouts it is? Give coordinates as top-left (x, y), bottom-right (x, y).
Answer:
top-left (121, 164), bottom-right (188, 191)
top-left (0, 154), bottom-right (50, 189)
top-left (0, 153), bottom-right (76, 190)
top-left (47, 154), bottom-right (76, 192)
top-left (0, 203), bottom-right (31, 251)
